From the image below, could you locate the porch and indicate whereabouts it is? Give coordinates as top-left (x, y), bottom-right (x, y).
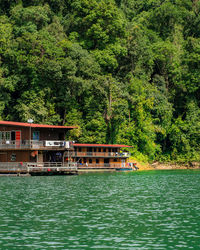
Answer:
top-left (0, 140), bottom-right (73, 150)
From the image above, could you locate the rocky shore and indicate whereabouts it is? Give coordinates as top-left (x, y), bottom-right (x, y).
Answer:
top-left (151, 162), bottom-right (200, 170)
top-left (131, 161), bottom-right (200, 171)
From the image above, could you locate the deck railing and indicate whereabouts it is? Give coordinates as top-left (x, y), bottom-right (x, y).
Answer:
top-left (77, 163), bottom-right (122, 168)
top-left (73, 152), bottom-right (131, 158)
top-left (0, 162), bottom-right (27, 172)
top-left (27, 162), bottom-right (77, 171)
top-left (0, 140), bottom-right (73, 150)
top-left (0, 162), bottom-right (77, 173)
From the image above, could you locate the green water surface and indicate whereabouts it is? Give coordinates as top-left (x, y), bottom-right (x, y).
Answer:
top-left (0, 170), bottom-right (200, 249)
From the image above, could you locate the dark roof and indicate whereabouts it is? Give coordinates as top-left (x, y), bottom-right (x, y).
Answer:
top-left (0, 121), bottom-right (76, 129)
top-left (73, 143), bottom-right (132, 148)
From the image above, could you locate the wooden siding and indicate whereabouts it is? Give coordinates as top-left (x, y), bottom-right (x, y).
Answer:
top-left (0, 125), bottom-right (66, 141)
top-left (0, 150), bottom-right (30, 162)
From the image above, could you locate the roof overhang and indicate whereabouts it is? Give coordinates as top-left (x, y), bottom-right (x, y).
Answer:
top-left (0, 121), bottom-right (77, 129)
top-left (73, 143), bottom-right (132, 148)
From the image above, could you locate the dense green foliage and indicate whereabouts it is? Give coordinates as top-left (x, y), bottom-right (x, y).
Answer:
top-left (0, 0), bottom-right (200, 162)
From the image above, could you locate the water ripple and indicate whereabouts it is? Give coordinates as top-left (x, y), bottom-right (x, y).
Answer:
top-left (0, 171), bottom-right (200, 249)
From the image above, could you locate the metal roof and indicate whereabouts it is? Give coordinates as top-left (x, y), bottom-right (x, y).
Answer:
top-left (0, 120), bottom-right (76, 129)
top-left (73, 143), bottom-right (132, 148)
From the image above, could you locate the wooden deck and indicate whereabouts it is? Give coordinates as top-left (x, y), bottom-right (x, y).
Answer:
top-left (77, 163), bottom-right (134, 172)
top-left (0, 140), bottom-right (73, 150)
top-left (0, 162), bottom-right (78, 175)
top-left (72, 152), bottom-right (130, 158)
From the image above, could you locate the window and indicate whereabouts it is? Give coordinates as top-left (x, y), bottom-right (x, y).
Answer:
top-left (103, 148), bottom-right (106, 152)
top-left (96, 159), bottom-right (99, 164)
top-left (0, 131), bottom-right (11, 141)
top-left (87, 147), bottom-right (91, 152)
top-left (78, 147), bottom-right (82, 152)
top-left (10, 153), bottom-right (16, 161)
top-left (33, 131), bottom-right (40, 140)
top-left (98, 148), bottom-right (101, 152)
top-left (89, 158), bottom-right (92, 164)
top-left (2, 132), bottom-right (5, 140)
top-left (114, 159), bottom-right (118, 162)
top-left (104, 158), bottom-right (109, 164)
top-left (88, 147), bottom-right (92, 155)
top-left (6, 132), bottom-right (10, 140)
top-left (93, 148), bottom-right (96, 152)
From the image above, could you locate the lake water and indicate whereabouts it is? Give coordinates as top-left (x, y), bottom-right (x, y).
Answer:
top-left (0, 170), bottom-right (200, 249)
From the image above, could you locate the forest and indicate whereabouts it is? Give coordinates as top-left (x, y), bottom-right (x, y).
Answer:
top-left (0, 0), bottom-right (200, 162)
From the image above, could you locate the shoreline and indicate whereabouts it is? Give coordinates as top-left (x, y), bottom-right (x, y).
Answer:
top-left (135, 161), bottom-right (200, 171)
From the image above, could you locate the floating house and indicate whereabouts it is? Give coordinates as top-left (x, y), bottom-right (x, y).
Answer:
top-left (72, 143), bottom-right (132, 171)
top-left (0, 121), bottom-right (133, 175)
top-left (0, 121), bottom-right (77, 175)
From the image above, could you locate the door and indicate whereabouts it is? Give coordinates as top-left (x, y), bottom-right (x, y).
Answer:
top-left (104, 158), bottom-right (110, 167)
top-left (15, 131), bottom-right (21, 147)
top-left (11, 131), bottom-right (15, 141)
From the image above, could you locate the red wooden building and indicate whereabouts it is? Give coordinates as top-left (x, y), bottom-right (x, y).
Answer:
top-left (0, 121), bottom-right (77, 174)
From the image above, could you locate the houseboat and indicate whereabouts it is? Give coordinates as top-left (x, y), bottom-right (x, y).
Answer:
top-left (0, 121), bottom-right (77, 175)
top-left (72, 143), bottom-right (133, 172)
top-left (0, 120), bottom-right (134, 175)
